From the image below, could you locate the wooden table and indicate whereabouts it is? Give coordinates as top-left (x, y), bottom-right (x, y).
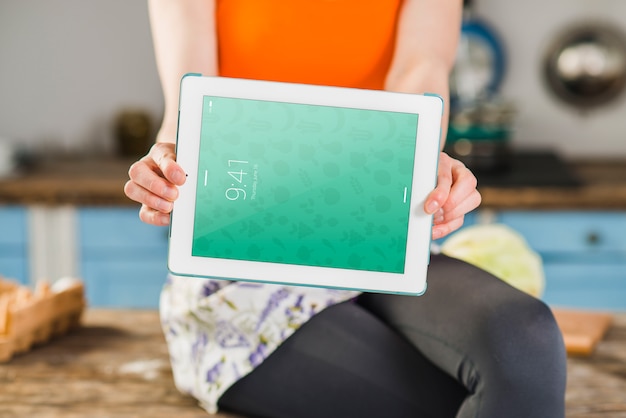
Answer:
top-left (0, 309), bottom-right (624, 417)
top-left (565, 311), bottom-right (626, 417)
top-left (0, 310), bottom-right (240, 418)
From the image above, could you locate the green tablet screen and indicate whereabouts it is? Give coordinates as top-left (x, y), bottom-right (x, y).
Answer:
top-left (191, 96), bottom-right (419, 274)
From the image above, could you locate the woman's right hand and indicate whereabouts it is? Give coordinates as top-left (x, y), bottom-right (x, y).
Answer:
top-left (124, 142), bottom-right (186, 226)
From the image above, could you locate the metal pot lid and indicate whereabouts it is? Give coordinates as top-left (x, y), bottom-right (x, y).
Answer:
top-left (543, 22), bottom-right (626, 109)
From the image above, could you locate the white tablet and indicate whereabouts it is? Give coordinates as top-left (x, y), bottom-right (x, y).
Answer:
top-left (168, 74), bottom-right (443, 295)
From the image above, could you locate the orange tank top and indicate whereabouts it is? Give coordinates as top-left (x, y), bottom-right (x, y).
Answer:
top-left (216, 0), bottom-right (402, 90)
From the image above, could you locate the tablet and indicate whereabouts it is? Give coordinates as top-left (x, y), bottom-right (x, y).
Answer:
top-left (168, 74), bottom-right (443, 295)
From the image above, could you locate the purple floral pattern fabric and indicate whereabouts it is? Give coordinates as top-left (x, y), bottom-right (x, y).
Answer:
top-left (160, 275), bottom-right (358, 414)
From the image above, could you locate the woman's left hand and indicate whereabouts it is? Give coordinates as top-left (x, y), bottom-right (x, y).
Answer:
top-left (425, 152), bottom-right (482, 240)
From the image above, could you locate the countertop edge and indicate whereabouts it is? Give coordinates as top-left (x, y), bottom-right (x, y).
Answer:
top-left (1, 157), bottom-right (625, 210)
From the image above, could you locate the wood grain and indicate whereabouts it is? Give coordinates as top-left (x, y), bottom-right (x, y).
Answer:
top-left (553, 308), bottom-right (614, 356)
top-left (0, 309), bottom-right (624, 417)
top-left (0, 309), bottom-right (241, 418)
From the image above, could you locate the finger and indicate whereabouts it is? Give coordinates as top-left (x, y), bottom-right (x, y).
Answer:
top-left (437, 190), bottom-right (482, 223)
top-left (425, 153), bottom-right (453, 214)
top-left (439, 160), bottom-right (479, 214)
top-left (124, 180), bottom-right (174, 213)
top-left (432, 215), bottom-right (465, 240)
top-left (149, 142), bottom-right (186, 186)
top-left (439, 173), bottom-right (481, 219)
top-left (139, 204), bottom-right (171, 226)
top-left (128, 160), bottom-right (179, 202)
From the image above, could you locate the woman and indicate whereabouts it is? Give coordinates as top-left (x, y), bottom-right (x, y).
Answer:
top-left (124, 1), bottom-right (567, 416)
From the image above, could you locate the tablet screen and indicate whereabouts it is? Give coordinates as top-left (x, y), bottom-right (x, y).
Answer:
top-left (191, 95), bottom-right (419, 274)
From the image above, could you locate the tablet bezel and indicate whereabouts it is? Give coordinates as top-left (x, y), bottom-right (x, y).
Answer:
top-left (169, 75), bottom-right (443, 295)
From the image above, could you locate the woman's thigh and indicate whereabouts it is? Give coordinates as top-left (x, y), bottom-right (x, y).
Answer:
top-left (218, 300), bottom-right (467, 418)
top-left (220, 255), bottom-right (566, 418)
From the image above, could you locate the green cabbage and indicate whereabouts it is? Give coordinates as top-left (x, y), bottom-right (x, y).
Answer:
top-left (441, 224), bottom-right (545, 298)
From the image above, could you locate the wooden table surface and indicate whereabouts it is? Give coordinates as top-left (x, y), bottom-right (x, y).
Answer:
top-left (0, 309), bottom-right (624, 418)
top-left (0, 310), bottom-right (240, 418)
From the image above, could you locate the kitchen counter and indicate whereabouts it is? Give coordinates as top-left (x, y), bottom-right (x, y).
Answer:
top-left (0, 309), bottom-right (624, 417)
top-left (479, 158), bottom-right (626, 210)
top-left (0, 155), bottom-right (625, 209)
top-left (0, 156), bottom-right (137, 207)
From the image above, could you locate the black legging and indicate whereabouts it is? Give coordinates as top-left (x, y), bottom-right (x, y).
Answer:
top-left (218, 255), bottom-right (567, 418)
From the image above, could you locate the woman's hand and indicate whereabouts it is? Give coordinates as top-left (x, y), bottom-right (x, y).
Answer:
top-left (425, 152), bottom-right (481, 240)
top-left (124, 142), bottom-right (186, 226)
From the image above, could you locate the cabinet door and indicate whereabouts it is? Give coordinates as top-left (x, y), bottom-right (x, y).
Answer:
top-left (497, 211), bottom-right (626, 310)
top-left (497, 211), bottom-right (626, 254)
top-left (0, 206), bottom-right (29, 284)
top-left (543, 262), bottom-right (626, 310)
top-left (78, 208), bottom-right (169, 308)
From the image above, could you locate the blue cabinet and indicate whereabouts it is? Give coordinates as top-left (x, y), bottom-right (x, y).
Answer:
top-left (78, 208), bottom-right (169, 308)
top-left (5, 204), bottom-right (624, 310)
top-left (0, 206), bottom-right (29, 284)
top-left (497, 211), bottom-right (626, 310)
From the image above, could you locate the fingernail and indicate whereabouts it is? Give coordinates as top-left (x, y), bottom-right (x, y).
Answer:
top-left (432, 227), bottom-right (443, 240)
top-left (426, 200), bottom-right (440, 214)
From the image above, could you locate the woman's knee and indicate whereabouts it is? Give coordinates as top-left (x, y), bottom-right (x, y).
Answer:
top-left (472, 294), bottom-right (567, 395)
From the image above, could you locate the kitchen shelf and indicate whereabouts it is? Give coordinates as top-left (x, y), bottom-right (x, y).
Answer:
top-left (1, 154), bottom-right (626, 209)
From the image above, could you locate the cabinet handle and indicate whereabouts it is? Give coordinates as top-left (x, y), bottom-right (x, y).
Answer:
top-left (586, 232), bottom-right (600, 245)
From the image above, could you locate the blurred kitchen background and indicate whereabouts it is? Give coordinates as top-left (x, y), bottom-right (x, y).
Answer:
top-left (452, 0), bottom-right (626, 159)
top-left (1, 0), bottom-right (625, 311)
top-left (0, 1), bottom-right (161, 158)
top-left (2, 0), bottom-right (626, 159)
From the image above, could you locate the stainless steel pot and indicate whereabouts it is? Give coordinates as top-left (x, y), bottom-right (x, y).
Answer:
top-left (543, 23), bottom-right (626, 109)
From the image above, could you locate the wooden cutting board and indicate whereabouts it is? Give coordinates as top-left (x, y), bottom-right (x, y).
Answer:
top-left (552, 308), bottom-right (613, 356)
